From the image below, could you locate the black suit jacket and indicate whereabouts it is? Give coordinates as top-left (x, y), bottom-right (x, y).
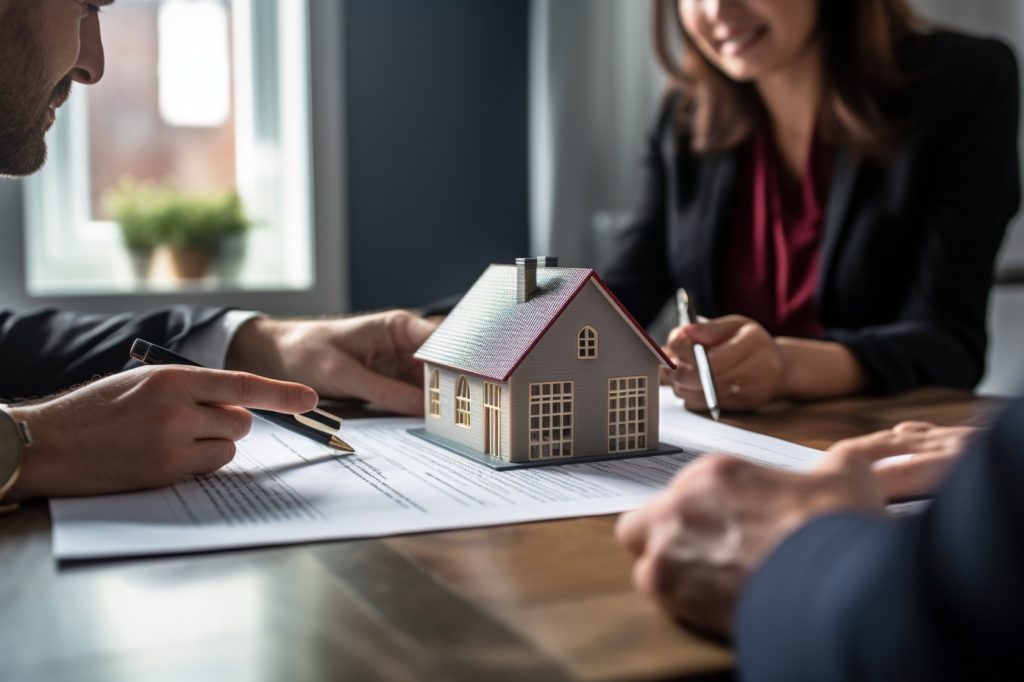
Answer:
top-left (0, 306), bottom-right (227, 401)
top-left (602, 31), bottom-right (1021, 393)
top-left (736, 395), bottom-right (1024, 680)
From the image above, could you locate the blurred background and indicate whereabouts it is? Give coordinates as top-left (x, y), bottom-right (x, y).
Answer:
top-left (0, 0), bottom-right (1020, 393)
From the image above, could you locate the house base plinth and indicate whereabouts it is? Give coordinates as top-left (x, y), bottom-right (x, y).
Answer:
top-left (408, 428), bottom-right (683, 470)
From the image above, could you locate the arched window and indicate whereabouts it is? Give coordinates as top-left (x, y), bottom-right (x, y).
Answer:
top-left (577, 326), bottom-right (598, 359)
top-left (428, 368), bottom-right (441, 417)
top-left (455, 376), bottom-right (472, 428)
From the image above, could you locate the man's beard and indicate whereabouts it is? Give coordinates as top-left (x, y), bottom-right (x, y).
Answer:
top-left (0, 7), bottom-right (70, 177)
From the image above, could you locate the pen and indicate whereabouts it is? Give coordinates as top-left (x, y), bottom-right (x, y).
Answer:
top-left (675, 289), bottom-right (721, 422)
top-left (129, 338), bottom-right (355, 453)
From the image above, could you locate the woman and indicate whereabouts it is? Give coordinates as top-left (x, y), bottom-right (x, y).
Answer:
top-left (602, 0), bottom-right (1021, 412)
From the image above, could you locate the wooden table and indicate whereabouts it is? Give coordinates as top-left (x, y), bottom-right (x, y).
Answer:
top-left (1, 389), bottom-right (1001, 681)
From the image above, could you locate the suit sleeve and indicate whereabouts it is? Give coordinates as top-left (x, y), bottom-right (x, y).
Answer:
top-left (826, 39), bottom-right (1021, 392)
top-left (0, 306), bottom-right (229, 401)
top-left (735, 398), bottom-right (1024, 681)
top-left (599, 96), bottom-right (679, 327)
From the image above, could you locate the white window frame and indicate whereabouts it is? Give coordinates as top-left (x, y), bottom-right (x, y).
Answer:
top-left (528, 380), bottom-right (574, 459)
top-left (428, 368), bottom-right (441, 418)
top-left (608, 376), bottom-right (648, 453)
top-left (577, 325), bottom-right (598, 359)
top-left (455, 376), bottom-right (472, 429)
top-left (10, 0), bottom-right (347, 316)
top-left (483, 381), bottom-right (503, 457)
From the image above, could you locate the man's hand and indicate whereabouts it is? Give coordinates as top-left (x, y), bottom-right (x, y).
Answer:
top-left (226, 310), bottom-right (438, 416)
top-left (831, 421), bottom-right (978, 500)
top-left (5, 366), bottom-right (318, 500)
top-left (616, 445), bottom-right (888, 636)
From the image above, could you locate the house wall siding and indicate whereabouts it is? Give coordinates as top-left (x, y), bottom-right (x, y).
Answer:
top-left (423, 364), bottom-right (510, 458)
top-left (508, 280), bottom-right (661, 462)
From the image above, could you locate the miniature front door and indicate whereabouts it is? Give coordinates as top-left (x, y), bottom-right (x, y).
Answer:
top-left (608, 376), bottom-right (648, 453)
top-left (484, 382), bottom-right (503, 458)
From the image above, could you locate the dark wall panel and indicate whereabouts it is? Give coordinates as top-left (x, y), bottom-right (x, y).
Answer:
top-left (344, 0), bottom-right (530, 310)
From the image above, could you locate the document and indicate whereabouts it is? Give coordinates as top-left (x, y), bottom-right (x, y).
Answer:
top-left (50, 387), bottom-right (824, 560)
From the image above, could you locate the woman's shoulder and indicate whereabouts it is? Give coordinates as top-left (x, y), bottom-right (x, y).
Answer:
top-left (898, 29), bottom-right (1018, 97)
top-left (888, 30), bottom-right (1019, 133)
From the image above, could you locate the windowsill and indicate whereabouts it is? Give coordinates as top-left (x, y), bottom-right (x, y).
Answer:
top-left (28, 280), bottom-right (313, 298)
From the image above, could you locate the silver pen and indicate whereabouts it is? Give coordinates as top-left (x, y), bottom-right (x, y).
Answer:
top-left (676, 288), bottom-right (721, 421)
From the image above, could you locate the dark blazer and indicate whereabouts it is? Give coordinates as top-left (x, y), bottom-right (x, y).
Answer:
top-left (736, 395), bottom-right (1024, 681)
top-left (602, 31), bottom-right (1021, 393)
top-left (0, 306), bottom-right (227, 401)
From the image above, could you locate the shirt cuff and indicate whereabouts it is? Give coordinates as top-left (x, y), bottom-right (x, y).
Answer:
top-left (176, 310), bottom-right (264, 369)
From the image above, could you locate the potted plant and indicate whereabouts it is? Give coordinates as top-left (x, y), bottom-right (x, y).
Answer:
top-left (162, 190), bottom-right (250, 280)
top-left (105, 179), bottom-right (250, 281)
top-left (105, 178), bottom-right (165, 280)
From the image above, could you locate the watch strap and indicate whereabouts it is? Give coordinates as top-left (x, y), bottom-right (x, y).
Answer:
top-left (0, 406), bottom-right (31, 507)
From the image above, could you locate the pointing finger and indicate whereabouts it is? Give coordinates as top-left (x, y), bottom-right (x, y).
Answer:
top-left (183, 368), bottom-right (319, 413)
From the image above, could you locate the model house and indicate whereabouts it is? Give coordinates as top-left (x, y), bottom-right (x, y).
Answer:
top-left (412, 257), bottom-right (677, 469)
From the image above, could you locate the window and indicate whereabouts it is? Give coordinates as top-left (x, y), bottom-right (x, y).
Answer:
top-left (24, 0), bottom-right (314, 295)
top-left (608, 376), bottom-right (648, 453)
top-left (577, 326), bottom-right (598, 359)
top-left (483, 382), bottom-right (503, 457)
top-left (455, 376), bottom-right (472, 428)
top-left (528, 381), bottom-right (573, 459)
top-left (428, 369), bottom-right (441, 418)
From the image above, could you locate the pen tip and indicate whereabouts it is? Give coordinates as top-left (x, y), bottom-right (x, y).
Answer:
top-left (331, 436), bottom-right (356, 454)
top-left (710, 407), bottom-right (721, 422)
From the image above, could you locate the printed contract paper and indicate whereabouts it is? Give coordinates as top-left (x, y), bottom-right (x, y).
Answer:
top-left (50, 387), bottom-right (824, 560)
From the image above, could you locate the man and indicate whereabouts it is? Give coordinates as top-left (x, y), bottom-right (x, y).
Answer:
top-left (617, 407), bottom-right (1022, 680)
top-left (0, 0), bottom-right (434, 501)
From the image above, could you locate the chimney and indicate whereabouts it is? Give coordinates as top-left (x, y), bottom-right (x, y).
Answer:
top-left (516, 256), bottom-right (558, 303)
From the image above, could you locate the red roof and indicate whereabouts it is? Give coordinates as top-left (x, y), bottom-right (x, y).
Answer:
top-left (415, 265), bottom-right (674, 381)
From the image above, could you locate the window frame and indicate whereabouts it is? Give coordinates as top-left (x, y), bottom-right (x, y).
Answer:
top-left (607, 375), bottom-right (648, 453)
top-left (455, 376), bottom-right (472, 429)
top-left (577, 325), bottom-right (598, 359)
top-left (7, 0), bottom-right (348, 316)
top-left (483, 381), bottom-right (503, 457)
top-left (528, 380), bottom-right (574, 459)
top-left (428, 368), bottom-right (441, 418)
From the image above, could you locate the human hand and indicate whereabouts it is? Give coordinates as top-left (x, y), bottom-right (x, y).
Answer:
top-left (615, 447), bottom-right (886, 636)
top-left (5, 366), bottom-right (318, 500)
top-left (664, 315), bottom-right (785, 412)
top-left (828, 421), bottom-right (978, 500)
top-left (226, 310), bottom-right (438, 416)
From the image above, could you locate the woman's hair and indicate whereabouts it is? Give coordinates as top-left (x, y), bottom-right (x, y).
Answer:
top-left (652, 0), bottom-right (924, 157)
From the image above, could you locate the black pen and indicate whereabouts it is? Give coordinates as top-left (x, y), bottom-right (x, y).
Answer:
top-left (676, 289), bottom-right (721, 422)
top-left (129, 338), bottom-right (355, 453)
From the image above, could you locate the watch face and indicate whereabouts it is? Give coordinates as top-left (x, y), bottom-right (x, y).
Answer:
top-left (0, 412), bottom-right (22, 489)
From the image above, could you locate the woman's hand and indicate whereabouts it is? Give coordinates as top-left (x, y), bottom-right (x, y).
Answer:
top-left (665, 315), bottom-right (785, 412)
top-left (664, 315), bottom-right (867, 414)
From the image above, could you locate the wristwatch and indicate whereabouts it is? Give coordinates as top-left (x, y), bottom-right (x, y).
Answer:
top-left (0, 407), bottom-right (32, 509)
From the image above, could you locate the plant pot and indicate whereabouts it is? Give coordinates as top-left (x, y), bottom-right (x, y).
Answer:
top-left (127, 247), bottom-right (155, 281)
top-left (214, 233), bottom-right (247, 282)
top-left (169, 246), bottom-right (215, 280)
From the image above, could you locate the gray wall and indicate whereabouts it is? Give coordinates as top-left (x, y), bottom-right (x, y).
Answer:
top-left (510, 280), bottom-right (661, 460)
top-left (344, 0), bottom-right (530, 311)
top-left (423, 366), bottom-right (510, 460)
